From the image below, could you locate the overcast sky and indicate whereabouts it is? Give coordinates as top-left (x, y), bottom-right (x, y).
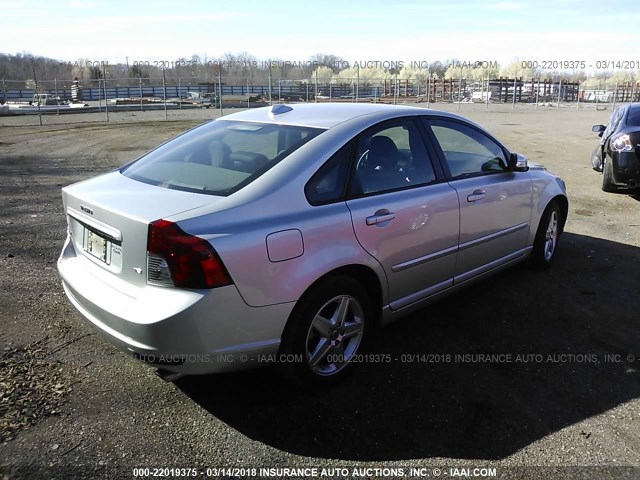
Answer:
top-left (1, 0), bottom-right (639, 69)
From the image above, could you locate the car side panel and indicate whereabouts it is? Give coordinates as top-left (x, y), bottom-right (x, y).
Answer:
top-left (346, 183), bottom-right (460, 309)
top-left (178, 201), bottom-right (388, 308)
top-left (450, 172), bottom-right (532, 279)
top-left (527, 170), bottom-right (567, 246)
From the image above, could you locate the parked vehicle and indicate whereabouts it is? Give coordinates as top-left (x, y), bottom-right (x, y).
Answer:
top-left (179, 91), bottom-right (212, 108)
top-left (591, 103), bottom-right (640, 192)
top-left (58, 103), bottom-right (568, 386)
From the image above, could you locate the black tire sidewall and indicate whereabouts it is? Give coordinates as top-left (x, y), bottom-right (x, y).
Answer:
top-left (602, 157), bottom-right (616, 192)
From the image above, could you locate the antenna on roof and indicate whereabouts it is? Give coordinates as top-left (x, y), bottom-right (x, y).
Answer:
top-left (269, 104), bottom-right (293, 119)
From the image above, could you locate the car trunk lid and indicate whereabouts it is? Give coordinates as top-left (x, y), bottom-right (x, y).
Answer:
top-left (62, 171), bottom-right (218, 288)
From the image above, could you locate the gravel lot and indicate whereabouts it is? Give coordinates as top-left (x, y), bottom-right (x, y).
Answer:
top-left (1, 103), bottom-right (639, 480)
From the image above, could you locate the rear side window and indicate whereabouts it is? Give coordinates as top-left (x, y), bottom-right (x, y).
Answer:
top-left (349, 119), bottom-right (437, 196)
top-left (305, 143), bottom-right (352, 205)
top-left (306, 119), bottom-right (439, 204)
top-left (122, 120), bottom-right (323, 196)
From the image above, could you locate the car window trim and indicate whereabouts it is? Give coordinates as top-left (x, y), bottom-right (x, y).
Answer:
top-left (345, 116), bottom-right (444, 200)
top-left (414, 116), bottom-right (448, 182)
top-left (304, 139), bottom-right (356, 207)
top-left (420, 116), bottom-right (513, 182)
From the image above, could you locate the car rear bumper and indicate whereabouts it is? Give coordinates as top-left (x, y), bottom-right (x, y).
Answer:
top-left (58, 235), bottom-right (294, 375)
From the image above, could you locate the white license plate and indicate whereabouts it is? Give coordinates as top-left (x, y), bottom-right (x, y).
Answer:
top-left (85, 230), bottom-right (109, 263)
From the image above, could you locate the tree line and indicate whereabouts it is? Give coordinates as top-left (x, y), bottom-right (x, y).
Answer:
top-left (1, 51), bottom-right (638, 89)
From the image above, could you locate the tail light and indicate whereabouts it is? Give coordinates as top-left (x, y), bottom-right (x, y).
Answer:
top-left (147, 219), bottom-right (232, 289)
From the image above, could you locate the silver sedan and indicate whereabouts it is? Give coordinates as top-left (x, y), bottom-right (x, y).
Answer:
top-left (58, 103), bottom-right (568, 386)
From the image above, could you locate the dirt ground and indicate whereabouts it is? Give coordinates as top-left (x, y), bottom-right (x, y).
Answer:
top-left (1, 103), bottom-right (640, 480)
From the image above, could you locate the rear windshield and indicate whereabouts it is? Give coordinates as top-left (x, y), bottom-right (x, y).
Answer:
top-left (121, 120), bottom-right (323, 196)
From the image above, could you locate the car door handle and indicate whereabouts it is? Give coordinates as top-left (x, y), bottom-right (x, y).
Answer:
top-left (467, 189), bottom-right (486, 202)
top-left (366, 211), bottom-right (396, 225)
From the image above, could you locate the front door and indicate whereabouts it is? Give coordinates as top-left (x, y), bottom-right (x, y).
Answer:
top-left (425, 118), bottom-right (532, 283)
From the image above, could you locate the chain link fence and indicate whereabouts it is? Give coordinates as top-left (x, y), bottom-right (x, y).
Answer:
top-left (2, 74), bottom-right (639, 124)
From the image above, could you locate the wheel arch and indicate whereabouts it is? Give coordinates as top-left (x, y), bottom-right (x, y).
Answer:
top-left (528, 172), bottom-right (568, 246)
top-left (281, 264), bottom-right (384, 338)
top-left (552, 194), bottom-right (568, 233)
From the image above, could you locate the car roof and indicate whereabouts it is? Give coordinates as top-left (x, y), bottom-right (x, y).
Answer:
top-left (216, 103), bottom-right (448, 129)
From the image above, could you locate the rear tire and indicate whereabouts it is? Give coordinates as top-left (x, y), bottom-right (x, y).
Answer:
top-left (279, 276), bottom-right (371, 387)
top-left (529, 200), bottom-right (562, 271)
top-left (602, 157), bottom-right (616, 192)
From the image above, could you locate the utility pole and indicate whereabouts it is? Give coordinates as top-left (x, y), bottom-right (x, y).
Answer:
top-left (31, 62), bottom-right (42, 126)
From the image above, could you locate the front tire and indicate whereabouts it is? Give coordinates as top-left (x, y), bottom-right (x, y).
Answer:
top-left (602, 157), bottom-right (616, 192)
top-left (591, 147), bottom-right (603, 172)
top-left (279, 276), bottom-right (371, 387)
top-left (529, 200), bottom-right (562, 270)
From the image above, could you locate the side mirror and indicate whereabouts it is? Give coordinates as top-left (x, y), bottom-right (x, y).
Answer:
top-left (508, 152), bottom-right (529, 172)
top-left (592, 124), bottom-right (606, 137)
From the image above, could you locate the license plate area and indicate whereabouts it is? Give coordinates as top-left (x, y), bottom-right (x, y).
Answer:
top-left (84, 228), bottom-right (111, 264)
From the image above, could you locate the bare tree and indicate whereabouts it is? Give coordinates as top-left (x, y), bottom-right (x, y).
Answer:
top-left (308, 53), bottom-right (347, 73)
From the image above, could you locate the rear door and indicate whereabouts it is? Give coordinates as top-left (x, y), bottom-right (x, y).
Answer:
top-left (423, 117), bottom-right (532, 283)
top-left (345, 118), bottom-right (459, 310)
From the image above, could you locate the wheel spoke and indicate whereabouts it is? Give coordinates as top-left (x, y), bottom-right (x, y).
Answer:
top-left (343, 321), bottom-right (363, 339)
top-left (543, 211), bottom-right (559, 260)
top-left (308, 338), bottom-right (333, 368)
top-left (546, 239), bottom-right (555, 256)
top-left (311, 314), bottom-right (333, 337)
top-left (546, 225), bottom-right (555, 239)
top-left (333, 297), bottom-right (351, 327)
top-left (551, 213), bottom-right (558, 229)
